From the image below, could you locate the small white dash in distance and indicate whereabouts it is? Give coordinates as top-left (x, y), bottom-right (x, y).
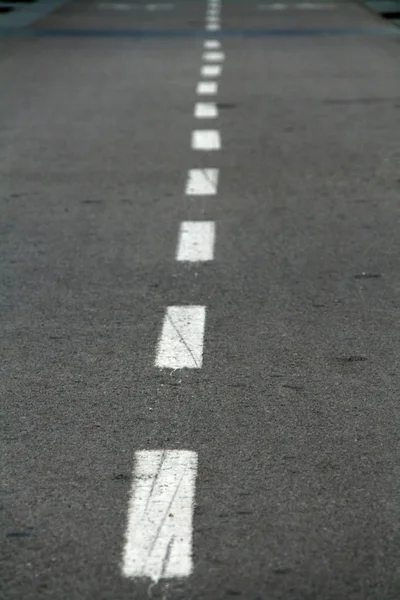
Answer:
top-left (191, 130), bottom-right (221, 150)
top-left (194, 102), bottom-right (218, 118)
top-left (185, 168), bottom-right (219, 195)
top-left (146, 2), bottom-right (175, 10)
top-left (201, 65), bottom-right (222, 77)
top-left (202, 51), bottom-right (225, 62)
top-left (196, 81), bottom-right (218, 95)
top-left (204, 39), bottom-right (221, 49)
top-left (297, 2), bottom-right (336, 7)
top-left (122, 450), bottom-right (198, 582)
top-left (259, 2), bottom-right (286, 8)
top-left (155, 306), bottom-right (206, 369)
top-left (176, 222), bottom-right (215, 262)
top-left (206, 23), bottom-right (220, 30)
top-left (98, 2), bottom-right (130, 9)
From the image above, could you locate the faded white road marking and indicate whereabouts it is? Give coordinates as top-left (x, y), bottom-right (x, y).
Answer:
top-left (185, 168), bottom-right (219, 195)
top-left (258, 1), bottom-right (335, 8)
top-left (196, 81), bottom-right (218, 95)
top-left (261, 2), bottom-right (285, 8)
top-left (201, 64), bottom-right (222, 77)
top-left (176, 222), bottom-right (215, 262)
top-left (146, 2), bottom-right (174, 9)
top-left (155, 306), bottom-right (206, 369)
top-left (202, 51), bottom-right (225, 62)
top-left (297, 2), bottom-right (335, 7)
top-left (98, 2), bottom-right (131, 9)
top-left (206, 23), bottom-right (220, 30)
top-left (98, 2), bottom-right (175, 9)
top-left (192, 130), bottom-right (221, 150)
top-left (195, 102), bottom-right (218, 118)
top-left (206, 9), bottom-right (220, 17)
top-left (122, 450), bottom-right (198, 582)
top-left (204, 39), bottom-right (221, 49)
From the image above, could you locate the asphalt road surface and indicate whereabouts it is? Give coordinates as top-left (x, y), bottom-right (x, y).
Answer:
top-left (2, 1), bottom-right (400, 598)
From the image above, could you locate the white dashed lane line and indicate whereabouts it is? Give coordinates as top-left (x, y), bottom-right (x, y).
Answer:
top-left (155, 306), bottom-right (206, 369)
top-left (196, 81), bottom-right (218, 95)
top-left (176, 222), bottom-right (216, 262)
top-left (191, 130), bottom-right (221, 150)
top-left (122, 450), bottom-right (198, 582)
top-left (185, 168), bottom-right (219, 195)
top-left (122, 0), bottom-right (224, 585)
top-left (194, 102), bottom-right (218, 119)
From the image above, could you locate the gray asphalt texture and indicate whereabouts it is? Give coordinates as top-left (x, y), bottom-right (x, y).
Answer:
top-left (2, 1), bottom-right (400, 599)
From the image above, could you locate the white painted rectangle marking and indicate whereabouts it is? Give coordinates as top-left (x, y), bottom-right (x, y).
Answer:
top-left (155, 306), bottom-right (206, 369)
top-left (201, 64), bottom-right (222, 77)
top-left (192, 130), bottom-right (221, 150)
top-left (196, 81), bottom-right (218, 95)
top-left (204, 39), bottom-right (221, 49)
top-left (176, 221), bottom-right (215, 262)
top-left (297, 2), bottom-right (336, 8)
top-left (185, 168), bottom-right (219, 195)
top-left (146, 2), bottom-right (175, 10)
top-left (122, 450), bottom-right (198, 582)
top-left (98, 2), bottom-right (175, 9)
top-left (206, 23), bottom-right (220, 30)
top-left (194, 102), bottom-right (218, 118)
top-left (202, 51), bottom-right (225, 62)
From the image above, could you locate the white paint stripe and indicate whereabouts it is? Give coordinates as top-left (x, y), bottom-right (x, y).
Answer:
top-left (155, 306), bottom-right (206, 369)
top-left (176, 222), bottom-right (215, 262)
top-left (194, 102), bottom-right (218, 118)
top-left (204, 39), bottom-right (221, 49)
top-left (146, 3), bottom-right (174, 9)
top-left (122, 450), bottom-right (198, 582)
top-left (196, 81), bottom-right (218, 95)
top-left (185, 168), bottom-right (219, 195)
top-left (201, 64), bottom-right (222, 77)
top-left (202, 51), bottom-right (225, 62)
top-left (98, 2), bottom-right (131, 9)
top-left (206, 23), bottom-right (220, 30)
top-left (206, 15), bottom-right (220, 22)
top-left (258, 2), bottom-right (286, 8)
top-left (206, 9), bottom-right (220, 17)
top-left (192, 130), bottom-right (221, 150)
top-left (297, 2), bottom-right (336, 7)
top-left (98, 2), bottom-right (175, 8)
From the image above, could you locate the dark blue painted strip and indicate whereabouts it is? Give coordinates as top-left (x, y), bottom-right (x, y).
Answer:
top-left (0, 26), bottom-right (397, 38)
